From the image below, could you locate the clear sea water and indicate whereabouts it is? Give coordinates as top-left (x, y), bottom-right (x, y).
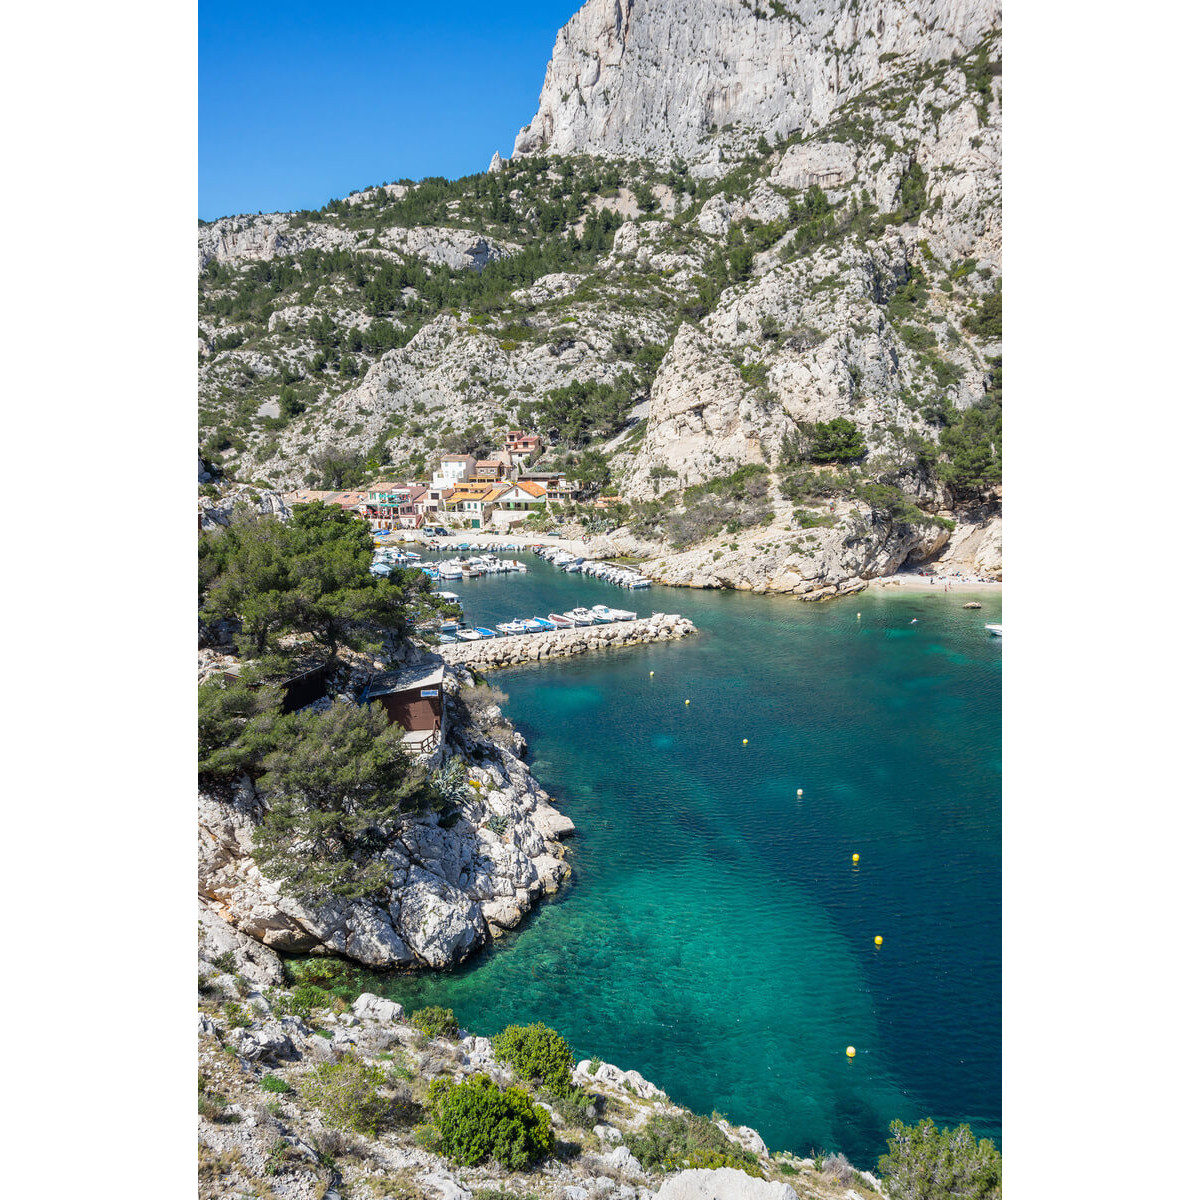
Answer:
top-left (378, 551), bottom-right (1001, 1168)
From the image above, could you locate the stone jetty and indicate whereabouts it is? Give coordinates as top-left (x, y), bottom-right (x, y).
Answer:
top-left (440, 613), bottom-right (697, 668)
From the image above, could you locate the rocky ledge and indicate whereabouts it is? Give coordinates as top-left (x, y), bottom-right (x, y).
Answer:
top-left (199, 664), bottom-right (576, 970)
top-left (197, 943), bottom-right (886, 1200)
top-left (439, 613), bottom-right (696, 669)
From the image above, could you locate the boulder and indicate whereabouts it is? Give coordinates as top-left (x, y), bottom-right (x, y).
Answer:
top-left (352, 993), bottom-right (404, 1023)
top-left (655, 1170), bottom-right (794, 1200)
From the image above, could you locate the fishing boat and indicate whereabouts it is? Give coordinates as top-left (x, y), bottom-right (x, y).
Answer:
top-left (985, 623), bottom-right (1003, 637)
top-left (529, 617), bottom-right (557, 632)
top-left (474, 627), bottom-right (498, 639)
top-left (589, 607), bottom-right (615, 623)
top-left (437, 633), bottom-right (458, 645)
top-left (496, 620), bottom-right (526, 636)
top-left (456, 628), bottom-right (483, 642)
top-left (548, 613), bottom-right (575, 628)
top-left (567, 607), bottom-right (595, 625)
top-left (594, 604), bottom-right (636, 621)
top-left (438, 563), bottom-right (463, 579)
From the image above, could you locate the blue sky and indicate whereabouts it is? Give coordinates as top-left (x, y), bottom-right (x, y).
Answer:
top-left (199, 1), bottom-right (581, 220)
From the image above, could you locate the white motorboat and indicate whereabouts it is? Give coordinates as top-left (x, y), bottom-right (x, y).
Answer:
top-left (985, 624), bottom-right (1003, 637)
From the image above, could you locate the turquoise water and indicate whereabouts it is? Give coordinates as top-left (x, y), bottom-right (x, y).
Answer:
top-left (382, 554), bottom-right (1001, 1167)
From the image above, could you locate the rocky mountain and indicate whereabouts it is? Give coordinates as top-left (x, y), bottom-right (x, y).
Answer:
top-left (513, 0), bottom-right (1000, 166)
top-left (198, 0), bottom-right (1001, 594)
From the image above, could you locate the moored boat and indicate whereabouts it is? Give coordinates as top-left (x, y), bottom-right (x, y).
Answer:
top-left (548, 613), bottom-right (575, 627)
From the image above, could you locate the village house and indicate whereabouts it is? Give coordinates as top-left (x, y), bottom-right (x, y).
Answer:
top-left (518, 472), bottom-right (577, 502)
top-left (281, 489), bottom-right (370, 515)
top-left (430, 453), bottom-right (477, 495)
top-left (471, 458), bottom-right (510, 482)
top-left (443, 482), bottom-right (503, 529)
top-left (363, 481), bottom-right (427, 530)
top-left (489, 480), bottom-right (548, 528)
top-left (503, 430), bottom-right (543, 466)
top-left (360, 663), bottom-right (445, 758)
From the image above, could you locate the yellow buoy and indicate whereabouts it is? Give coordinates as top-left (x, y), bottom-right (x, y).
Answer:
top-left (846, 1046), bottom-right (856, 1058)
top-left (742, 739), bottom-right (748, 745)
top-left (874, 935), bottom-right (883, 947)
top-left (649, 671), bottom-right (654, 676)
top-left (685, 699), bottom-right (690, 705)
top-left (857, 612), bottom-right (861, 619)
top-left (796, 788), bottom-right (803, 797)
top-left (852, 853), bottom-right (860, 864)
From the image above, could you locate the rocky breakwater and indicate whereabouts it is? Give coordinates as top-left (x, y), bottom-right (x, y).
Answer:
top-left (439, 613), bottom-right (697, 669)
top-left (198, 664), bottom-right (576, 970)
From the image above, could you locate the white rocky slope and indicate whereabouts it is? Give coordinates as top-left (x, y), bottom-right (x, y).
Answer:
top-left (197, 943), bottom-right (887, 1200)
top-left (513, 0), bottom-right (1000, 166)
top-left (198, 663), bottom-right (575, 970)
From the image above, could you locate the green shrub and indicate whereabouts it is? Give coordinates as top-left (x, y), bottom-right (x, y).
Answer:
top-left (492, 1021), bottom-right (575, 1097)
top-left (877, 1118), bottom-right (1001, 1200)
top-left (223, 1001), bottom-right (252, 1029)
top-left (624, 1113), bottom-right (763, 1176)
top-left (809, 418), bottom-right (866, 462)
top-left (427, 1074), bottom-right (553, 1169)
top-left (296, 1057), bottom-right (408, 1137)
top-left (261, 1074), bottom-right (291, 1094)
top-left (411, 1006), bottom-right (459, 1040)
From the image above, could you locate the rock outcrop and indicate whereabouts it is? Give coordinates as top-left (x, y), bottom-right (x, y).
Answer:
top-left (198, 665), bottom-right (574, 969)
top-left (513, 0), bottom-right (1000, 165)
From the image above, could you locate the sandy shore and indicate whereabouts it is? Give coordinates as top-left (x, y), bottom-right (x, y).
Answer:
top-left (869, 570), bottom-right (1001, 592)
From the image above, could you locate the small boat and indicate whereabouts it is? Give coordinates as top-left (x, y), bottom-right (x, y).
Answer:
top-left (437, 633), bottom-right (458, 645)
top-left (496, 620), bottom-right (526, 636)
top-left (520, 618), bottom-right (546, 634)
top-left (548, 613), bottom-right (575, 628)
top-left (456, 628), bottom-right (483, 642)
top-left (985, 623), bottom-right (1003, 637)
top-left (434, 591), bottom-right (459, 601)
top-left (589, 607), bottom-right (615, 624)
top-left (603, 606), bottom-right (637, 621)
top-left (438, 564), bottom-right (463, 579)
top-left (474, 627), bottom-right (498, 639)
top-left (568, 607), bottom-right (595, 625)
top-left (529, 617), bottom-right (556, 632)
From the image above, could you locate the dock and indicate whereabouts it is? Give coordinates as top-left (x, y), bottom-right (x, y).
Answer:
top-left (438, 614), bottom-right (697, 669)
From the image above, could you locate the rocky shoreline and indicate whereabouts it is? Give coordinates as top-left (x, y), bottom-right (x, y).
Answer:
top-left (439, 614), bottom-right (697, 669)
top-left (199, 661), bottom-right (577, 969)
top-left (197, 936), bottom-right (887, 1200)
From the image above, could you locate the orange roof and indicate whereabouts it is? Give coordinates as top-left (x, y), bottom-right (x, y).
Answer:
top-left (514, 481), bottom-right (546, 497)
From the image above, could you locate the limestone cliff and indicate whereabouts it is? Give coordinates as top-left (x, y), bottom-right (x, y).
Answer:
top-left (513, 0), bottom-right (1000, 166)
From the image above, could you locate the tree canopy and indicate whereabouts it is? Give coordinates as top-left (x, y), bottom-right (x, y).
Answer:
top-left (251, 701), bottom-right (427, 902)
top-left (877, 1118), bottom-right (1001, 1200)
top-left (200, 502), bottom-right (449, 659)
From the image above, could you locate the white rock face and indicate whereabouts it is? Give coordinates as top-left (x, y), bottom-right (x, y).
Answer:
top-left (655, 1168), bottom-right (799, 1200)
top-left (513, 0), bottom-right (1000, 164)
top-left (197, 665), bottom-right (575, 969)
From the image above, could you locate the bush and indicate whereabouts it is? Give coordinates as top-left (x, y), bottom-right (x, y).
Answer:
top-left (492, 1021), bottom-right (575, 1097)
top-left (411, 1006), bottom-right (459, 1040)
top-left (877, 1118), bottom-right (1001, 1200)
top-left (296, 1057), bottom-right (410, 1137)
top-left (624, 1113), bottom-right (763, 1176)
top-left (261, 1074), bottom-right (291, 1094)
top-left (809, 418), bottom-right (866, 463)
top-left (427, 1074), bottom-right (553, 1169)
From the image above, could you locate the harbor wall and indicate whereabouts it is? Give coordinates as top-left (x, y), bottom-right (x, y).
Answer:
top-left (439, 613), bottom-right (697, 669)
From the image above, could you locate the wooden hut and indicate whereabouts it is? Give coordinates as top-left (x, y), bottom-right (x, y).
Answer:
top-left (360, 664), bottom-right (445, 756)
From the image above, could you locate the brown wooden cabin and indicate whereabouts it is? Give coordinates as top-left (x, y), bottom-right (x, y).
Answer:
top-left (360, 664), bottom-right (445, 755)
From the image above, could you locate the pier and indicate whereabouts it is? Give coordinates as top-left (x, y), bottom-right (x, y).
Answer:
top-left (439, 613), bottom-right (697, 669)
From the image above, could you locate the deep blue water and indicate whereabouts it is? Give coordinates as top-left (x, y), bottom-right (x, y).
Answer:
top-left (380, 553), bottom-right (1001, 1168)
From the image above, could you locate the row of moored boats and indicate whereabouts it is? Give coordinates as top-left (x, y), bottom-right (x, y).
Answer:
top-left (436, 604), bottom-right (638, 645)
top-left (534, 546), bottom-right (651, 589)
top-left (370, 547), bottom-right (528, 581)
